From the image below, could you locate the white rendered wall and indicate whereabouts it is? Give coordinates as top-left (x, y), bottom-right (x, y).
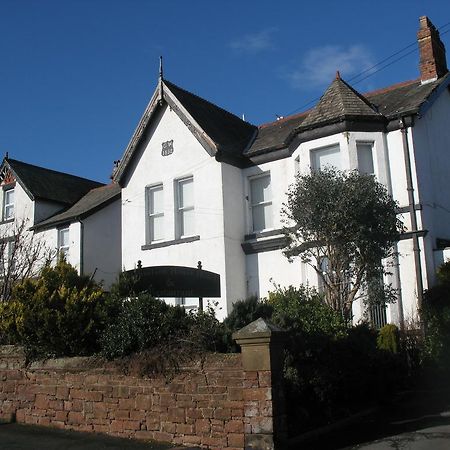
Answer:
top-left (34, 200), bottom-right (65, 225)
top-left (411, 88), bottom-right (450, 285)
top-left (83, 199), bottom-right (121, 289)
top-left (121, 104), bottom-right (230, 319)
top-left (221, 163), bottom-right (247, 310)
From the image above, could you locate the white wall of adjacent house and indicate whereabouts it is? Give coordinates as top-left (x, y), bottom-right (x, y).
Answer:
top-left (83, 199), bottom-right (121, 289)
top-left (121, 104), bottom-right (231, 319)
top-left (411, 86), bottom-right (450, 283)
top-left (34, 200), bottom-right (65, 225)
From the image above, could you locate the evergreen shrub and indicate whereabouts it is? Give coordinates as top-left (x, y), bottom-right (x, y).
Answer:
top-left (0, 259), bottom-right (110, 359)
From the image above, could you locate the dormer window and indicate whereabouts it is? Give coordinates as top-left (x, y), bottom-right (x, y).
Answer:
top-left (3, 188), bottom-right (14, 220)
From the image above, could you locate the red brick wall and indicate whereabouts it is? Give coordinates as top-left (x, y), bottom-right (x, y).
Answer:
top-left (0, 346), bottom-right (276, 450)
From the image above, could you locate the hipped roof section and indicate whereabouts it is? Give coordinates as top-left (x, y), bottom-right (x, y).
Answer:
top-left (4, 158), bottom-right (103, 205)
top-left (113, 78), bottom-right (257, 184)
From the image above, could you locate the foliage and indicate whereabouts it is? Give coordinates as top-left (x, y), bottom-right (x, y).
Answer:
top-left (282, 168), bottom-right (402, 322)
top-left (422, 263), bottom-right (450, 370)
top-left (222, 296), bottom-right (273, 352)
top-left (0, 258), bottom-right (109, 359)
top-left (377, 324), bottom-right (400, 353)
top-left (268, 285), bottom-right (346, 337)
top-left (0, 218), bottom-right (56, 302)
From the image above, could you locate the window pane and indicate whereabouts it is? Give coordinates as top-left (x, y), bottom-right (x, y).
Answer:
top-left (179, 178), bottom-right (194, 208)
top-left (5, 190), bottom-right (14, 204)
top-left (250, 175), bottom-right (271, 205)
top-left (252, 204), bottom-right (272, 231)
top-left (181, 208), bottom-right (195, 236)
top-left (149, 186), bottom-right (163, 214)
top-left (312, 145), bottom-right (341, 170)
top-left (4, 189), bottom-right (14, 219)
top-left (59, 228), bottom-right (69, 247)
top-left (151, 215), bottom-right (165, 241)
top-left (357, 143), bottom-right (374, 175)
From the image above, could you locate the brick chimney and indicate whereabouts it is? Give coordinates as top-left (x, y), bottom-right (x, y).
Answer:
top-left (417, 16), bottom-right (448, 83)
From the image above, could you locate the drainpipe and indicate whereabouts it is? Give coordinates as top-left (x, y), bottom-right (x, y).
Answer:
top-left (79, 219), bottom-right (84, 276)
top-left (400, 117), bottom-right (424, 312)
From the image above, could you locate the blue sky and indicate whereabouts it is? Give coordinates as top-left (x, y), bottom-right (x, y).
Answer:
top-left (1, 0), bottom-right (450, 182)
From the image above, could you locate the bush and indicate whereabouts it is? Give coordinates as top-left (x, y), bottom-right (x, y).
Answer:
top-left (422, 264), bottom-right (450, 370)
top-left (377, 324), bottom-right (400, 353)
top-left (222, 296), bottom-right (273, 352)
top-left (268, 285), bottom-right (346, 337)
top-left (0, 259), bottom-right (110, 359)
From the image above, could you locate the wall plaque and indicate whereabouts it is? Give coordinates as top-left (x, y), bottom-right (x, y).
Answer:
top-left (161, 140), bottom-right (174, 156)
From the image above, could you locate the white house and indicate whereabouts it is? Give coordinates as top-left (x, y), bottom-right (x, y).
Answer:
top-left (0, 157), bottom-right (121, 289)
top-left (113, 16), bottom-right (450, 326)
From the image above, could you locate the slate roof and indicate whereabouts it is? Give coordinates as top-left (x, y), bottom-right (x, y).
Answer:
top-left (245, 73), bottom-right (450, 156)
top-left (6, 158), bottom-right (104, 205)
top-left (365, 77), bottom-right (444, 117)
top-left (299, 75), bottom-right (383, 129)
top-left (33, 183), bottom-right (121, 230)
top-left (164, 80), bottom-right (257, 156)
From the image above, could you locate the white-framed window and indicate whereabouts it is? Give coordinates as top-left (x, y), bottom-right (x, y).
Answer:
top-left (175, 176), bottom-right (194, 238)
top-left (249, 173), bottom-right (273, 232)
top-left (58, 227), bottom-right (70, 259)
top-left (356, 142), bottom-right (375, 175)
top-left (3, 188), bottom-right (14, 220)
top-left (311, 144), bottom-right (341, 171)
top-left (146, 184), bottom-right (165, 242)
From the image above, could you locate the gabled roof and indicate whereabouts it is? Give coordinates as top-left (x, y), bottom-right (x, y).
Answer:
top-left (299, 74), bottom-right (383, 130)
top-left (113, 78), bottom-right (257, 184)
top-left (164, 80), bottom-right (257, 156)
top-left (4, 158), bottom-right (103, 205)
top-left (32, 183), bottom-right (121, 231)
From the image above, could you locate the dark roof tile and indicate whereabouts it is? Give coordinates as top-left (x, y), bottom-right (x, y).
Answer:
top-left (164, 80), bottom-right (257, 156)
top-left (6, 158), bottom-right (103, 205)
top-left (33, 183), bottom-right (121, 230)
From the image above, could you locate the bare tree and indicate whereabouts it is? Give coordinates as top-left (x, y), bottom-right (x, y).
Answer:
top-left (0, 219), bottom-right (56, 302)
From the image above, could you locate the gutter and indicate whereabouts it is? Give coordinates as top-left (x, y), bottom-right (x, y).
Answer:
top-left (400, 117), bottom-right (424, 312)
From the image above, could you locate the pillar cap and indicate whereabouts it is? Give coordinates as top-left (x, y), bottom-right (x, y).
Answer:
top-left (232, 318), bottom-right (286, 344)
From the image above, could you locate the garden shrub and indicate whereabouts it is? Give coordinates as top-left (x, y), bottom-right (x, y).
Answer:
top-left (0, 259), bottom-right (110, 359)
top-left (222, 296), bottom-right (273, 351)
top-left (377, 324), bottom-right (400, 353)
top-left (422, 262), bottom-right (450, 371)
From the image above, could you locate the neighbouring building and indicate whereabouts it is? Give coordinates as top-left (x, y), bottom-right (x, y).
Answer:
top-left (113, 16), bottom-right (450, 324)
top-left (0, 157), bottom-right (121, 289)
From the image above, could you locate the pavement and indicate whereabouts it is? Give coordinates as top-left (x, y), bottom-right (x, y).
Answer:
top-left (291, 383), bottom-right (450, 449)
top-left (0, 423), bottom-right (178, 450)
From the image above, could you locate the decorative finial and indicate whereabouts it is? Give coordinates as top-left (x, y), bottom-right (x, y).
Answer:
top-left (159, 56), bottom-right (163, 80)
top-left (5, 152), bottom-right (9, 159)
top-left (336, 70), bottom-right (341, 80)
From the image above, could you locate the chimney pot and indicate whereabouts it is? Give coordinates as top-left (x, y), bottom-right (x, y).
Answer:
top-left (417, 16), bottom-right (448, 83)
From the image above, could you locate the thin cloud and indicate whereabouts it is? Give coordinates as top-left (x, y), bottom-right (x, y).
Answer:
top-left (287, 45), bottom-right (375, 89)
top-left (230, 28), bottom-right (277, 53)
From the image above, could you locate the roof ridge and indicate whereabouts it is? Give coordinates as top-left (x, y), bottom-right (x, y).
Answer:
top-left (6, 158), bottom-right (104, 185)
top-left (364, 78), bottom-right (419, 97)
top-left (163, 79), bottom-right (256, 127)
top-left (259, 110), bottom-right (310, 129)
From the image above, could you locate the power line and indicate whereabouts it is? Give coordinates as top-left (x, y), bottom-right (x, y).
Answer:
top-left (284, 20), bottom-right (450, 117)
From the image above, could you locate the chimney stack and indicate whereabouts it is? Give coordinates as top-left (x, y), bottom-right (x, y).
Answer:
top-left (417, 16), bottom-right (448, 84)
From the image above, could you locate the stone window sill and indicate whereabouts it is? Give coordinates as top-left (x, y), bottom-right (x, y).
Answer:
top-left (141, 235), bottom-right (200, 250)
